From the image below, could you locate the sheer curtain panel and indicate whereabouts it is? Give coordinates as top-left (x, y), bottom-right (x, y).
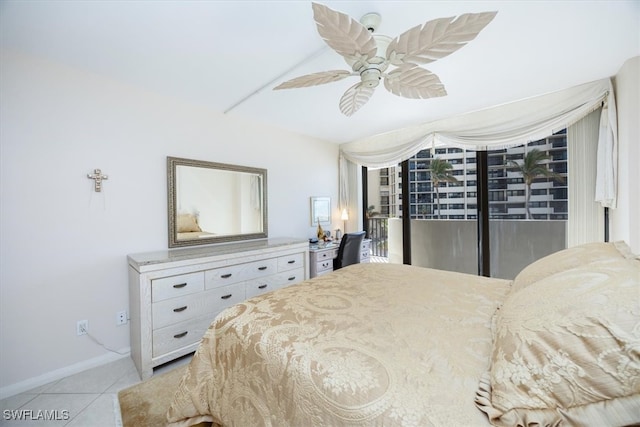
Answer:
top-left (568, 108), bottom-right (605, 246)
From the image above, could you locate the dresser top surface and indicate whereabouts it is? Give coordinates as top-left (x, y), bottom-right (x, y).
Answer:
top-left (128, 237), bottom-right (308, 270)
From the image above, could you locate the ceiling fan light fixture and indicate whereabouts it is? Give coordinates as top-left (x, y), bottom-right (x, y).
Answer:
top-left (360, 69), bottom-right (382, 88)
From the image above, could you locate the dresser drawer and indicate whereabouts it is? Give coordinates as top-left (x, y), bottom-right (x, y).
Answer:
top-left (360, 240), bottom-right (371, 263)
top-left (205, 258), bottom-right (278, 289)
top-left (315, 259), bottom-right (333, 274)
top-left (245, 281), bottom-right (273, 299)
top-left (152, 283), bottom-right (244, 329)
top-left (315, 248), bottom-right (337, 262)
top-left (153, 293), bottom-right (204, 329)
top-left (152, 272), bottom-right (205, 302)
top-left (275, 268), bottom-right (305, 287)
top-left (152, 315), bottom-right (212, 357)
top-left (206, 283), bottom-right (246, 312)
top-left (278, 252), bottom-right (304, 272)
top-left (245, 268), bottom-right (305, 299)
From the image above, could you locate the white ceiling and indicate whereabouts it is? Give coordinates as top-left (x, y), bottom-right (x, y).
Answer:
top-left (2, 1), bottom-right (638, 144)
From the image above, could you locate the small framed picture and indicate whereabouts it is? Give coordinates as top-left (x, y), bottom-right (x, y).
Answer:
top-left (310, 197), bottom-right (331, 226)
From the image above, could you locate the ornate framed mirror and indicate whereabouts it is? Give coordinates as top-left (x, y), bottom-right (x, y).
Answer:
top-left (167, 156), bottom-right (268, 248)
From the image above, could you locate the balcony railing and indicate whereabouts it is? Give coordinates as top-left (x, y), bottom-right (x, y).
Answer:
top-left (367, 217), bottom-right (389, 258)
top-left (368, 217), bottom-right (566, 280)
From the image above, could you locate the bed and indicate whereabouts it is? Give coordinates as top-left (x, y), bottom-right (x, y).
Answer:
top-left (166, 242), bottom-right (640, 427)
top-left (176, 213), bottom-right (216, 241)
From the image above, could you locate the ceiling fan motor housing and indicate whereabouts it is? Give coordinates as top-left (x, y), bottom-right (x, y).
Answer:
top-left (357, 35), bottom-right (392, 88)
top-left (373, 35), bottom-right (392, 59)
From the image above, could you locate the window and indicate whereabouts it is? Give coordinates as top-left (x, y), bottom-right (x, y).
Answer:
top-left (365, 131), bottom-right (569, 279)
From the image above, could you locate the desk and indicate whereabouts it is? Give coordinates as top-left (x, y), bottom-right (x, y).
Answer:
top-left (309, 239), bottom-right (370, 278)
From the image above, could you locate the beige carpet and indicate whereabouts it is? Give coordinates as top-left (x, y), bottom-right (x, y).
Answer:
top-left (118, 365), bottom-right (211, 427)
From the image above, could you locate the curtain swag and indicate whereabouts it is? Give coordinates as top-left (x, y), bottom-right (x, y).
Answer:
top-left (339, 78), bottom-right (617, 208)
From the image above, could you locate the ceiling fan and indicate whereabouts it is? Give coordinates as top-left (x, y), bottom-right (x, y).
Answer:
top-left (274, 2), bottom-right (497, 116)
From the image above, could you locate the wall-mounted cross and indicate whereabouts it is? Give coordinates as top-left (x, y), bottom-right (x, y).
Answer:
top-left (87, 169), bottom-right (108, 192)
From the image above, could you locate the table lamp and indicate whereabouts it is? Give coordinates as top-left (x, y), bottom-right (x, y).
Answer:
top-left (341, 208), bottom-right (349, 234)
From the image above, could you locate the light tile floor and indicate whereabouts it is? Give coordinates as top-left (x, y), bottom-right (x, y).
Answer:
top-left (0, 355), bottom-right (191, 427)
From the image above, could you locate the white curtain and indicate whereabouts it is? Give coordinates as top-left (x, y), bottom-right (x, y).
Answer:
top-left (339, 78), bottom-right (617, 208)
top-left (568, 108), bottom-right (605, 246)
top-left (595, 97), bottom-right (618, 208)
top-left (338, 154), bottom-right (360, 233)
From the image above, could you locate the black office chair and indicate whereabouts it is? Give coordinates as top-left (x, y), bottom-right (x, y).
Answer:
top-left (333, 231), bottom-right (366, 271)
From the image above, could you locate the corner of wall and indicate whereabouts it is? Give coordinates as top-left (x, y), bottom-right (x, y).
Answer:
top-left (611, 56), bottom-right (640, 253)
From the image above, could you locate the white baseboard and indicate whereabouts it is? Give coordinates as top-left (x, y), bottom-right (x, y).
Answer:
top-left (0, 348), bottom-right (131, 400)
top-left (112, 393), bottom-right (123, 427)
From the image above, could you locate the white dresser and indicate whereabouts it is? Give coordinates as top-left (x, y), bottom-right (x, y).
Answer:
top-left (128, 238), bottom-right (309, 379)
top-left (309, 239), bottom-right (370, 278)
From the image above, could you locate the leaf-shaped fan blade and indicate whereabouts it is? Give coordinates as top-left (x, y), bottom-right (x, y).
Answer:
top-left (274, 70), bottom-right (352, 90)
top-left (339, 82), bottom-right (375, 116)
top-left (383, 64), bottom-right (447, 99)
top-left (386, 11), bottom-right (497, 65)
top-left (312, 2), bottom-right (377, 65)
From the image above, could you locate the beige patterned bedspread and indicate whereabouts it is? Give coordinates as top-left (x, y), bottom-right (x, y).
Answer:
top-left (167, 263), bottom-right (511, 427)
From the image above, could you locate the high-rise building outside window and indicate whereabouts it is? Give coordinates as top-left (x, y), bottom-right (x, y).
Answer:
top-left (373, 130), bottom-right (568, 221)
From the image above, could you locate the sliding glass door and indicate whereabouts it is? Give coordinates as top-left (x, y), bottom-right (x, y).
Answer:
top-left (367, 148), bottom-right (479, 273)
top-left (366, 130), bottom-right (573, 279)
top-left (487, 132), bottom-right (568, 279)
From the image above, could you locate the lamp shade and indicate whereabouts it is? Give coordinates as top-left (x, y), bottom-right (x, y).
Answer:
top-left (341, 209), bottom-right (349, 221)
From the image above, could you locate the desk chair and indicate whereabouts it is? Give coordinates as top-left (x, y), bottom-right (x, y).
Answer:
top-left (333, 231), bottom-right (366, 271)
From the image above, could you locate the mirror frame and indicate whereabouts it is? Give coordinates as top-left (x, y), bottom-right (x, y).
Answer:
top-left (167, 156), bottom-right (268, 248)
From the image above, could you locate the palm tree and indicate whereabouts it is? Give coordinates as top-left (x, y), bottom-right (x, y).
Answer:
top-left (507, 148), bottom-right (565, 219)
top-left (429, 157), bottom-right (458, 219)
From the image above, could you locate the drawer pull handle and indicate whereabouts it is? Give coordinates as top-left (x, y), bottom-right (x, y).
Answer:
top-left (221, 294), bottom-right (233, 300)
top-left (221, 273), bottom-right (232, 279)
top-left (258, 284), bottom-right (268, 289)
top-left (287, 260), bottom-right (296, 264)
top-left (258, 266), bottom-right (268, 271)
top-left (173, 283), bottom-right (187, 289)
top-left (173, 331), bottom-right (188, 339)
top-left (173, 306), bottom-right (187, 313)
top-left (288, 276), bottom-right (296, 281)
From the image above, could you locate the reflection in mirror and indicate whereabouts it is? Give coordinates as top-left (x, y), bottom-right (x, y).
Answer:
top-left (168, 157), bottom-right (268, 248)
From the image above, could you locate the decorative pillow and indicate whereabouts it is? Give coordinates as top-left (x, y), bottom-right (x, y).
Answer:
top-left (176, 213), bottom-right (202, 233)
top-left (511, 241), bottom-right (635, 293)
top-left (476, 258), bottom-right (640, 426)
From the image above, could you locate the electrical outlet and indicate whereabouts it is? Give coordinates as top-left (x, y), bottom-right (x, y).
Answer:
top-left (116, 310), bottom-right (128, 326)
top-left (77, 320), bottom-right (88, 336)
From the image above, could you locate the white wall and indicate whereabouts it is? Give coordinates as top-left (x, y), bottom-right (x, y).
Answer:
top-left (0, 49), bottom-right (340, 395)
top-left (611, 56), bottom-right (640, 253)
